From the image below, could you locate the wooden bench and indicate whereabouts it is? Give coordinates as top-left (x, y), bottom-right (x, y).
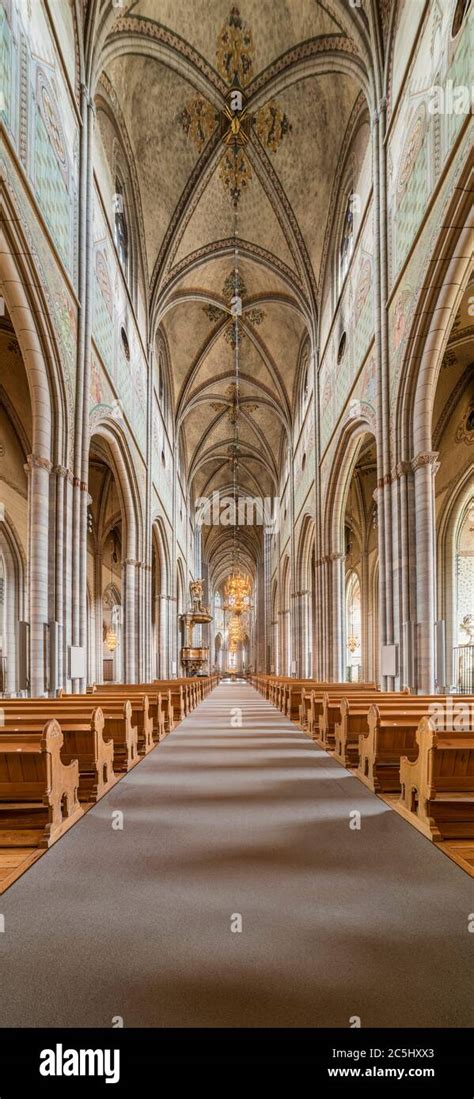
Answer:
top-left (1, 698), bottom-right (139, 774)
top-left (357, 704), bottom-right (432, 793)
top-left (92, 681), bottom-right (178, 733)
top-left (82, 691), bottom-right (159, 750)
top-left (0, 719), bottom-right (83, 848)
top-left (334, 694), bottom-right (472, 769)
top-left (398, 718), bottom-right (474, 841)
top-left (1, 705), bottom-right (116, 803)
top-left (300, 683), bottom-right (378, 737)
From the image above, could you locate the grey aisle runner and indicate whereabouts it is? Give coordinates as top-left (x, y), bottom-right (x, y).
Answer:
top-left (0, 683), bottom-right (472, 1028)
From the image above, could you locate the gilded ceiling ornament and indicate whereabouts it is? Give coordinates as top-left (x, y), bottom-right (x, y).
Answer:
top-left (203, 304), bottom-right (223, 322)
top-left (216, 7), bottom-right (254, 86)
top-left (254, 101), bottom-right (291, 153)
top-left (219, 147), bottom-right (252, 206)
top-left (224, 310), bottom-right (264, 346)
top-left (245, 308), bottom-right (265, 326)
top-left (224, 321), bottom-right (243, 348)
top-left (178, 97), bottom-right (218, 151)
top-left (178, 11), bottom-right (290, 207)
top-left (223, 270), bottom-right (247, 302)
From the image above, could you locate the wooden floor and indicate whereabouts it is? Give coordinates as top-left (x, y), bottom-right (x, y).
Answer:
top-left (0, 802), bottom-right (97, 895)
top-left (377, 794), bottom-right (474, 877)
top-left (0, 848), bottom-right (42, 892)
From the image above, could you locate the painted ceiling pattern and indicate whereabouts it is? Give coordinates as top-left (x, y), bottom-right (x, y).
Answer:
top-left (101, 0), bottom-right (366, 581)
top-left (178, 7), bottom-right (292, 205)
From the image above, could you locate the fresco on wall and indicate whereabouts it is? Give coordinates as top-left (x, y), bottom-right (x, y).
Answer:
top-left (389, 122), bottom-right (472, 453)
top-left (320, 344), bottom-right (377, 520)
top-left (34, 65), bottom-right (74, 273)
top-left (1, 144), bottom-right (77, 464)
top-left (93, 246), bottom-right (114, 374)
top-left (294, 401), bottom-right (315, 519)
top-left (388, 0), bottom-right (472, 289)
top-left (1, 0), bottom-right (79, 282)
top-left (152, 395), bottom-right (173, 517)
top-left (319, 209), bottom-right (374, 456)
top-left (92, 191), bottom-right (148, 456)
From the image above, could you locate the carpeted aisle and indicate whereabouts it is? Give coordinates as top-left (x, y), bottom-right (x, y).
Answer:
top-left (0, 682), bottom-right (472, 1028)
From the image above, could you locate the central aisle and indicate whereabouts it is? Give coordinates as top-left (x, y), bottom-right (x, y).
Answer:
top-left (0, 683), bottom-right (472, 1028)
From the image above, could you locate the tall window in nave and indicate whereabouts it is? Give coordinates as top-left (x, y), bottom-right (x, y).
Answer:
top-left (339, 192), bottom-right (354, 292)
top-left (113, 176), bottom-right (129, 277)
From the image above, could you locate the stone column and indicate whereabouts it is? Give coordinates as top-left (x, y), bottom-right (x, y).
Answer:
top-left (330, 552), bottom-right (345, 682)
top-left (123, 559), bottom-right (139, 683)
top-left (412, 451), bottom-right (439, 693)
top-left (94, 546), bottom-right (103, 685)
top-left (50, 465), bottom-right (69, 691)
top-left (360, 547), bottom-right (370, 681)
top-left (314, 556), bottom-right (327, 680)
top-left (25, 455), bottom-right (51, 696)
top-left (263, 528), bottom-right (272, 672)
top-left (158, 594), bottom-right (168, 678)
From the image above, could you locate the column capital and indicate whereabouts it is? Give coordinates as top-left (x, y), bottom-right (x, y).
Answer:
top-left (394, 460), bottom-right (413, 479)
top-left (411, 450), bottom-right (439, 473)
top-left (25, 453), bottom-right (52, 474)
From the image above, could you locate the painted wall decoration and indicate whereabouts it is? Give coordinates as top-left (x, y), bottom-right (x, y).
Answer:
top-left (1, 0), bottom-right (79, 283)
top-left (1, 144), bottom-right (77, 465)
top-left (93, 247), bottom-right (114, 374)
top-left (387, 0), bottom-right (472, 289)
top-left (152, 395), bottom-right (173, 517)
top-left (33, 66), bottom-right (73, 272)
top-left (389, 121), bottom-right (472, 451)
top-left (319, 201), bottom-right (375, 456)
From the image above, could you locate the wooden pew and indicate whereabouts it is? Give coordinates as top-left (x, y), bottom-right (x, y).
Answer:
top-left (95, 681), bottom-right (182, 731)
top-left (1, 698), bottom-right (139, 774)
top-left (0, 719), bottom-right (83, 847)
top-left (2, 706), bottom-right (116, 803)
top-left (59, 688), bottom-right (154, 755)
top-left (398, 718), bottom-right (474, 841)
top-left (334, 694), bottom-right (472, 769)
top-left (83, 691), bottom-right (160, 749)
top-left (357, 703), bottom-right (433, 793)
top-left (300, 683), bottom-right (378, 737)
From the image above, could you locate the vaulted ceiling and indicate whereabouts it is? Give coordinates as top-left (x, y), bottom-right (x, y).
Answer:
top-left (96, 0), bottom-right (372, 578)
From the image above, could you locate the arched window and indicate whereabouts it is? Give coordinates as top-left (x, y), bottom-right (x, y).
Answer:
top-left (113, 176), bottom-right (129, 275)
top-left (452, 0), bottom-right (472, 38)
top-left (339, 193), bottom-right (354, 292)
top-left (345, 569), bottom-right (361, 682)
top-left (456, 499), bottom-right (474, 643)
top-left (452, 497), bottom-right (474, 692)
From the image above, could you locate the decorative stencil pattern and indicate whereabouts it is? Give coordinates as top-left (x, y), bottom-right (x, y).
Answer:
top-left (93, 248), bottom-right (114, 373)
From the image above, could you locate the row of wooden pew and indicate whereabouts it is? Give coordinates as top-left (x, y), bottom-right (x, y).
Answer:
top-left (0, 675), bottom-right (218, 855)
top-left (249, 674), bottom-right (474, 843)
